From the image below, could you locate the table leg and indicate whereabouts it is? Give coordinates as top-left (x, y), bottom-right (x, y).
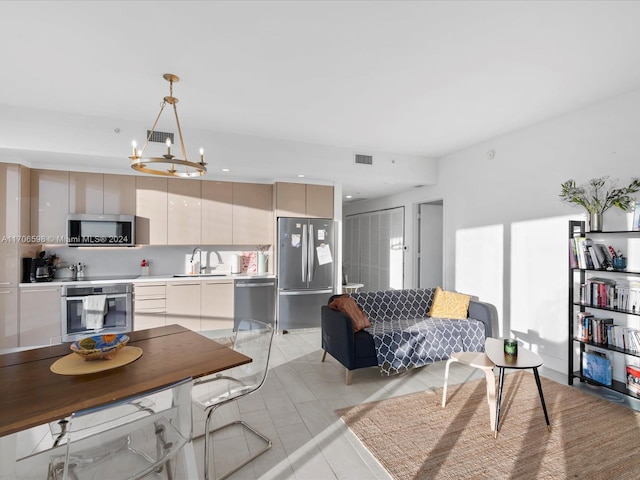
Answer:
top-left (483, 367), bottom-right (496, 432)
top-left (494, 367), bottom-right (505, 438)
top-left (533, 367), bottom-right (551, 432)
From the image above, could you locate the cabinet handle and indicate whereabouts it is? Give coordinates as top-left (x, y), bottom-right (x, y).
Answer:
top-left (0, 290), bottom-right (12, 294)
top-left (22, 288), bottom-right (59, 293)
top-left (0, 282), bottom-right (12, 285)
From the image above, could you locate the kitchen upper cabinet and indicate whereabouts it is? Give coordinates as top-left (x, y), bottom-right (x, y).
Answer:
top-left (232, 182), bottom-right (273, 245)
top-left (168, 179), bottom-right (201, 245)
top-left (1, 163), bottom-right (30, 238)
top-left (166, 281), bottom-right (201, 331)
top-left (31, 169), bottom-right (69, 242)
top-left (69, 172), bottom-right (103, 214)
top-left (201, 180), bottom-right (233, 245)
top-left (275, 182), bottom-right (334, 219)
top-left (201, 280), bottom-right (234, 331)
top-left (136, 176), bottom-right (167, 245)
top-left (0, 243), bottom-right (19, 287)
top-left (19, 285), bottom-right (61, 347)
top-left (306, 184), bottom-right (334, 218)
top-left (70, 173), bottom-right (136, 215)
top-left (0, 287), bottom-right (18, 349)
top-left (103, 174), bottom-right (136, 215)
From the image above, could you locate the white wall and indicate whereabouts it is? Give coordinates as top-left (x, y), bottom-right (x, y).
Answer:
top-left (345, 87), bottom-right (640, 374)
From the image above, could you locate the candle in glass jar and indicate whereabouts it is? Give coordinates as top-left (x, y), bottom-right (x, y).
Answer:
top-left (504, 339), bottom-right (518, 356)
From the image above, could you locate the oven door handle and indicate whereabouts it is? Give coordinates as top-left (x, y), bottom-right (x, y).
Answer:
top-left (64, 293), bottom-right (129, 301)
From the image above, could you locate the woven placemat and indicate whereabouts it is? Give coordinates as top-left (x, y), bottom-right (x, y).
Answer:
top-left (50, 346), bottom-right (143, 375)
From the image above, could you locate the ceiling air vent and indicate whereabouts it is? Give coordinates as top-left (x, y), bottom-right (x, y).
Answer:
top-left (147, 130), bottom-right (175, 144)
top-left (354, 153), bottom-right (373, 165)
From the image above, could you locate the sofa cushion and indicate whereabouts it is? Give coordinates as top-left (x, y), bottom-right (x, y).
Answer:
top-left (328, 295), bottom-right (371, 332)
top-left (428, 286), bottom-right (470, 320)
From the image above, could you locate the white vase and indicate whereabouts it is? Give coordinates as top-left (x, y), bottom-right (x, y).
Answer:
top-left (257, 253), bottom-right (268, 274)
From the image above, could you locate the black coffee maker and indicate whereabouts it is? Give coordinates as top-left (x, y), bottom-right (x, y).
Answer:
top-left (22, 252), bottom-right (56, 282)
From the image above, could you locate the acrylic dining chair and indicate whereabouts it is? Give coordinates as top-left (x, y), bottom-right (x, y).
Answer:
top-left (15, 378), bottom-right (192, 480)
top-left (192, 319), bottom-right (274, 480)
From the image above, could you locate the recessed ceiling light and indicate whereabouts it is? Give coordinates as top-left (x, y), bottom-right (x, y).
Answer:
top-left (297, 174), bottom-right (305, 178)
top-left (345, 195), bottom-right (353, 199)
top-left (222, 168), bottom-right (230, 172)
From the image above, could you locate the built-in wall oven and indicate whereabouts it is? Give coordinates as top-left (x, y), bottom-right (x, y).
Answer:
top-left (61, 283), bottom-right (133, 337)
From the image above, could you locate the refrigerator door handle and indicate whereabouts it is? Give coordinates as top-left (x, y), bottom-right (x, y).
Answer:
top-left (279, 289), bottom-right (334, 296)
top-left (308, 223), bottom-right (314, 282)
top-left (302, 223), bottom-right (307, 283)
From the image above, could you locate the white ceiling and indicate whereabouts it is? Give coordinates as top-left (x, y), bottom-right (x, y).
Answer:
top-left (3, 1), bottom-right (640, 200)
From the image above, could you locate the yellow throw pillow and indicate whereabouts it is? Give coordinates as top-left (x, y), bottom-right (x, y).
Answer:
top-left (428, 286), bottom-right (471, 320)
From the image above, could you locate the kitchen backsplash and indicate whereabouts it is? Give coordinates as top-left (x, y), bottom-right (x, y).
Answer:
top-left (42, 245), bottom-right (272, 280)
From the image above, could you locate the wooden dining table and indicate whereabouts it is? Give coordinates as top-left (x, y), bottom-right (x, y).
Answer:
top-left (0, 324), bottom-right (251, 479)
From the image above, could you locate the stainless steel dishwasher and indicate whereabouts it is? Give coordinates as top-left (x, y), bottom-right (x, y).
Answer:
top-left (233, 278), bottom-right (276, 329)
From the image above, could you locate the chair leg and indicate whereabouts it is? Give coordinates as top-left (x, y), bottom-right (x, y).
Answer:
top-left (321, 350), bottom-right (327, 362)
top-left (199, 406), bottom-right (272, 480)
top-left (345, 369), bottom-right (352, 385)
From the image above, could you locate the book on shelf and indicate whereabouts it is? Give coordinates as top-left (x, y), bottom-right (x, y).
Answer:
top-left (587, 245), bottom-right (601, 269)
top-left (575, 311), bottom-right (594, 341)
top-left (614, 281), bottom-right (640, 312)
top-left (626, 364), bottom-right (640, 394)
top-left (596, 243), bottom-right (613, 269)
top-left (569, 238), bottom-right (579, 269)
top-left (586, 278), bottom-right (616, 308)
top-left (582, 346), bottom-right (612, 385)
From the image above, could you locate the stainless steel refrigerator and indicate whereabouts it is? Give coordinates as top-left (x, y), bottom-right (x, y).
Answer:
top-left (277, 217), bottom-right (335, 331)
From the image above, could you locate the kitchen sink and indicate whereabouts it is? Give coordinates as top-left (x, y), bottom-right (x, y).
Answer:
top-left (172, 273), bottom-right (228, 277)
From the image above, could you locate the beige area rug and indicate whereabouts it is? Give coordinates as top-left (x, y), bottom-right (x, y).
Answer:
top-left (337, 371), bottom-right (640, 480)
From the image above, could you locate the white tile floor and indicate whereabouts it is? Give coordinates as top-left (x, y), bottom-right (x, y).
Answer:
top-left (12, 329), bottom-right (565, 480)
top-left (193, 329), bottom-right (565, 480)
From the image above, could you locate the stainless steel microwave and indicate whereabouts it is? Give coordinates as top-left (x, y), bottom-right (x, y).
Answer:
top-left (67, 214), bottom-right (135, 247)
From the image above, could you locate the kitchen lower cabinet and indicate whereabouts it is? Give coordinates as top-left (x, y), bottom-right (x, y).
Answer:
top-left (133, 282), bottom-right (166, 331)
top-left (166, 282), bottom-right (201, 331)
top-left (19, 286), bottom-right (61, 347)
top-left (201, 280), bottom-right (234, 331)
top-left (0, 287), bottom-right (18, 349)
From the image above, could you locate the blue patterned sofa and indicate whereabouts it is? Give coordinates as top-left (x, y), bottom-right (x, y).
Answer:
top-left (320, 288), bottom-right (498, 384)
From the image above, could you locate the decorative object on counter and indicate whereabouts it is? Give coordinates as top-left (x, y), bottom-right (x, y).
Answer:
top-left (76, 262), bottom-right (84, 279)
top-left (70, 334), bottom-right (130, 361)
top-left (140, 258), bottom-right (150, 276)
top-left (242, 251), bottom-right (258, 273)
top-left (257, 245), bottom-right (269, 274)
top-left (559, 176), bottom-right (640, 232)
top-left (129, 73), bottom-right (207, 178)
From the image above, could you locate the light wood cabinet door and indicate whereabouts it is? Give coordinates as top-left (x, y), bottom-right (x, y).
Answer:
top-left (69, 172), bottom-right (103, 214)
top-left (275, 182), bottom-right (306, 218)
top-left (104, 174), bottom-right (136, 215)
top-left (0, 163), bottom-right (23, 237)
top-left (166, 282), bottom-right (201, 331)
top-left (201, 281), bottom-right (234, 331)
top-left (168, 179), bottom-right (201, 245)
top-left (0, 243), bottom-right (19, 286)
top-left (133, 282), bottom-right (166, 331)
top-left (306, 184), bottom-right (334, 218)
top-left (0, 287), bottom-right (18, 349)
top-left (30, 169), bottom-right (69, 242)
top-left (19, 286), bottom-right (61, 347)
top-left (201, 180), bottom-right (233, 245)
top-left (135, 176), bottom-right (167, 245)
top-left (232, 182), bottom-right (273, 245)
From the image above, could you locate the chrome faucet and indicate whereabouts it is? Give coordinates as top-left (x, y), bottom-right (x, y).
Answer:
top-left (190, 247), bottom-right (206, 274)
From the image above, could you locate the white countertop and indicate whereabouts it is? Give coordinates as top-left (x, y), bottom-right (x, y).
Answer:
top-left (19, 273), bottom-right (276, 287)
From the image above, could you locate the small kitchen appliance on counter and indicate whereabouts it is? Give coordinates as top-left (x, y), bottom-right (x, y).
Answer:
top-left (22, 252), bottom-right (57, 282)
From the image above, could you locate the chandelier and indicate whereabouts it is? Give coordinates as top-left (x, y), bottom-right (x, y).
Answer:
top-left (129, 73), bottom-right (207, 178)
